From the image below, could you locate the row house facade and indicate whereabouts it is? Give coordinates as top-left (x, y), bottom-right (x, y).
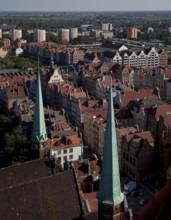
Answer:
top-left (26, 42), bottom-right (84, 65)
top-left (84, 111), bottom-right (106, 154)
top-left (122, 131), bottom-right (155, 181)
top-left (155, 69), bottom-right (171, 101)
top-left (139, 104), bottom-right (171, 177)
top-left (121, 67), bottom-right (171, 102)
top-left (103, 47), bottom-right (168, 68)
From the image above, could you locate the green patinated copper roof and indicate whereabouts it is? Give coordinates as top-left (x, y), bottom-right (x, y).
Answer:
top-left (31, 60), bottom-right (47, 144)
top-left (97, 85), bottom-right (124, 205)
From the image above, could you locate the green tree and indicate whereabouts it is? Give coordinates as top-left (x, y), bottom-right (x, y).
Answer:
top-left (4, 126), bottom-right (30, 162)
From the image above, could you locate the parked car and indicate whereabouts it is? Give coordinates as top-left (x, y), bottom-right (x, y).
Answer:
top-left (123, 181), bottom-right (137, 195)
top-left (139, 199), bottom-right (149, 207)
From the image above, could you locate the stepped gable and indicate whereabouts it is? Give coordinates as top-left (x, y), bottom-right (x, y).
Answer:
top-left (0, 170), bottom-right (83, 220)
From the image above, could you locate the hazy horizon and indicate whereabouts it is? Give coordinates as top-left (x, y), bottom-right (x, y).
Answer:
top-left (1, 0), bottom-right (171, 12)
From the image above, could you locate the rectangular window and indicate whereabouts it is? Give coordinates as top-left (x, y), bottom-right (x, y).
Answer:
top-left (58, 150), bottom-right (61, 155)
top-left (69, 155), bottom-right (73, 160)
top-left (63, 149), bottom-right (67, 154)
top-left (69, 148), bottom-right (73, 153)
top-left (63, 156), bottom-right (67, 161)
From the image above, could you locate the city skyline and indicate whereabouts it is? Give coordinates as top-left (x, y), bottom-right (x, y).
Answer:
top-left (1, 0), bottom-right (171, 12)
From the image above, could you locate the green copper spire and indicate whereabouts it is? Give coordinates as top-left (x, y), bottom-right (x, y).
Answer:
top-left (31, 57), bottom-right (47, 144)
top-left (97, 85), bottom-right (124, 205)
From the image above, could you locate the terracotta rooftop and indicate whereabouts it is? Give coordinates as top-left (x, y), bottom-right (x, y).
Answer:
top-left (120, 89), bottom-right (159, 107)
top-left (6, 85), bottom-right (28, 99)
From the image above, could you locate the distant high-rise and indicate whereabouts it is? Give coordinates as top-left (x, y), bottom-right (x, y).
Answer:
top-left (128, 27), bottom-right (139, 39)
top-left (58, 28), bottom-right (70, 42)
top-left (102, 23), bottom-right (113, 32)
top-left (70, 28), bottom-right (78, 40)
top-left (11, 29), bottom-right (22, 42)
top-left (34, 29), bottom-right (46, 42)
top-left (0, 29), bottom-right (2, 39)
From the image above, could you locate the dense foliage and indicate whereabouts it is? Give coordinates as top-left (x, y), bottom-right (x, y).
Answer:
top-left (0, 115), bottom-right (30, 164)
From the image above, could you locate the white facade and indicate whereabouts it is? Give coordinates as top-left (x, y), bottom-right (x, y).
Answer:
top-left (129, 52), bottom-right (138, 67)
top-left (15, 47), bottom-right (23, 56)
top-left (0, 29), bottom-right (2, 39)
top-left (58, 29), bottom-right (70, 42)
top-left (34, 29), bottom-right (46, 42)
top-left (102, 31), bottom-right (113, 39)
top-left (11, 29), bottom-right (22, 42)
top-left (146, 47), bottom-right (159, 67)
top-left (48, 68), bottom-right (64, 83)
top-left (113, 52), bottom-right (122, 64)
top-left (137, 51), bottom-right (147, 67)
top-left (50, 145), bottom-right (83, 168)
top-left (102, 23), bottom-right (113, 31)
top-left (70, 28), bottom-right (78, 39)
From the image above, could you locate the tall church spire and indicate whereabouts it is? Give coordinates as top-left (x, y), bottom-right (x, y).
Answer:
top-left (31, 56), bottom-right (48, 157)
top-left (97, 84), bottom-right (126, 219)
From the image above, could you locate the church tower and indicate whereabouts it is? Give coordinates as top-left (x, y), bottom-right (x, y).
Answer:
top-left (97, 85), bottom-right (130, 220)
top-left (31, 57), bottom-right (48, 158)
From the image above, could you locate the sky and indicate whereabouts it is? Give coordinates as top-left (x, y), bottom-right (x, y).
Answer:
top-left (1, 0), bottom-right (171, 11)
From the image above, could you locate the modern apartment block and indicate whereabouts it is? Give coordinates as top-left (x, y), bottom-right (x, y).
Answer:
top-left (58, 28), bottom-right (70, 42)
top-left (34, 29), bottom-right (46, 42)
top-left (101, 23), bottom-right (113, 31)
top-left (70, 28), bottom-right (78, 40)
top-left (10, 29), bottom-right (22, 42)
top-left (127, 27), bottom-right (139, 39)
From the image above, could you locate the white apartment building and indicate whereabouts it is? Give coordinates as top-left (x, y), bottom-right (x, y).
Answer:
top-left (10, 29), bottom-right (22, 42)
top-left (0, 29), bottom-right (2, 39)
top-left (70, 28), bottom-right (78, 40)
top-left (50, 139), bottom-right (83, 169)
top-left (58, 29), bottom-right (70, 42)
top-left (34, 29), bottom-right (46, 42)
top-left (102, 23), bottom-right (113, 31)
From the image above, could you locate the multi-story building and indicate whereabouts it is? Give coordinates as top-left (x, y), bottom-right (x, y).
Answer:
top-left (158, 49), bottom-right (168, 67)
top-left (0, 29), bottom-right (2, 39)
top-left (84, 111), bottom-right (106, 154)
top-left (70, 28), bottom-right (78, 40)
top-left (122, 131), bottom-right (155, 181)
top-left (127, 27), bottom-right (139, 39)
top-left (101, 23), bottom-right (113, 31)
top-left (34, 29), bottom-right (46, 42)
top-left (155, 69), bottom-right (171, 100)
top-left (49, 134), bottom-right (83, 169)
top-left (10, 29), bottom-right (22, 42)
top-left (58, 29), bottom-right (70, 42)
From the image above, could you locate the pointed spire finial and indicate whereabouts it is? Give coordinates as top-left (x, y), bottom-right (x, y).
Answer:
top-left (31, 53), bottom-right (47, 145)
top-left (97, 76), bottom-right (124, 205)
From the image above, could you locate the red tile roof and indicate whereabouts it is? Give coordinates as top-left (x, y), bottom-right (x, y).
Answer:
top-left (120, 89), bottom-right (159, 107)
